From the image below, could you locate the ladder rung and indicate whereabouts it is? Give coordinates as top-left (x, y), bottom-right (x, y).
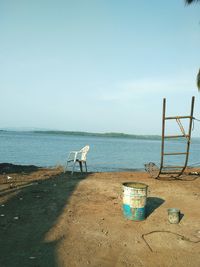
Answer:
top-left (160, 171), bottom-right (182, 174)
top-left (164, 152), bottom-right (188, 155)
top-left (164, 135), bottom-right (189, 139)
top-left (162, 166), bottom-right (184, 169)
top-left (165, 116), bottom-right (193, 120)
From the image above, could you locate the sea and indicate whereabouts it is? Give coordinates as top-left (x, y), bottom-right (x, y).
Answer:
top-left (0, 131), bottom-right (199, 172)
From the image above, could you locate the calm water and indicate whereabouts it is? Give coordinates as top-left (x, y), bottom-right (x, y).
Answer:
top-left (0, 131), bottom-right (199, 172)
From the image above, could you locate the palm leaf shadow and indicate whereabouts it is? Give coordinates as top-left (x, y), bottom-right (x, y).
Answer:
top-left (0, 169), bottom-right (89, 267)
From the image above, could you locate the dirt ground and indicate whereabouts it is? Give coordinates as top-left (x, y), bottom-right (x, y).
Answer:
top-left (0, 164), bottom-right (200, 267)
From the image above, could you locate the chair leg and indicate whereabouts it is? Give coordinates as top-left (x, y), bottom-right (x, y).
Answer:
top-left (79, 161), bottom-right (83, 173)
top-left (72, 161), bottom-right (76, 175)
top-left (64, 161), bottom-right (69, 173)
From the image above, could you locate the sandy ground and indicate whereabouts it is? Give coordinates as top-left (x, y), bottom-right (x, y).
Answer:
top-left (0, 165), bottom-right (200, 267)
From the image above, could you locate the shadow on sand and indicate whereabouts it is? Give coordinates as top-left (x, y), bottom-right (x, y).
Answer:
top-left (0, 169), bottom-right (89, 267)
top-left (0, 163), bottom-right (40, 175)
top-left (146, 197), bottom-right (165, 218)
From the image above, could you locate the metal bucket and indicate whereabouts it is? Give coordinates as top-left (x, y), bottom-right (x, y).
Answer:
top-left (122, 182), bottom-right (148, 221)
top-left (168, 208), bottom-right (180, 224)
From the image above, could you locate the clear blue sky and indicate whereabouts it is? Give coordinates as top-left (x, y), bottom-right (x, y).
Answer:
top-left (0, 0), bottom-right (200, 135)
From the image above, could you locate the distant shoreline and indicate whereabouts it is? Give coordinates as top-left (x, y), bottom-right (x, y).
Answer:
top-left (34, 130), bottom-right (163, 140)
top-left (0, 129), bottom-right (162, 140)
top-left (1, 129), bottom-right (200, 141)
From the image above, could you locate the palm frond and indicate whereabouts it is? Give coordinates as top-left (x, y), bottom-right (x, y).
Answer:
top-left (185, 0), bottom-right (200, 4)
top-left (197, 69), bottom-right (200, 91)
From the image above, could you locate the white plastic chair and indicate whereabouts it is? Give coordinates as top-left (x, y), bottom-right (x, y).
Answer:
top-left (64, 145), bottom-right (90, 175)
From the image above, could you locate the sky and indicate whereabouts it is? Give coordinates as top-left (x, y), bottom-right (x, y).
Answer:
top-left (0, 0), bottom-right (200, 136)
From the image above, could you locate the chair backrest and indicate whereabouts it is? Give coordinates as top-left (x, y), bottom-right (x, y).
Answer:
top-left (80, 145), bottom-right (90, 161)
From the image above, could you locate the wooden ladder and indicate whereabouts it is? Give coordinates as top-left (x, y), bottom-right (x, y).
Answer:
top-left (156, 96), bottom-right (195, 179)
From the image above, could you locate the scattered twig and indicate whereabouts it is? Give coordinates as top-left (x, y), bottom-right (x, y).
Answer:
top-left (142, 230), bottom-right (200, 252)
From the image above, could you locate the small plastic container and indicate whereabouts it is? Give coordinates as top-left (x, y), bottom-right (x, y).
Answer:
top-left (168, 208), bottom-right (180, 224)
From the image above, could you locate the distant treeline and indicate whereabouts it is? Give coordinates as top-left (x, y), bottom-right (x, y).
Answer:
top-left (33, 130), bottom-right (162, 140)
top-left (1, 129), bottom-right (199, 141)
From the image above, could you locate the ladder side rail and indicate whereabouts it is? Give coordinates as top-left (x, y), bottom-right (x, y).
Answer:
top-left (179, 96), bottom-right (195, 176)
top-left (157, 98), bottom-right (166, 178)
